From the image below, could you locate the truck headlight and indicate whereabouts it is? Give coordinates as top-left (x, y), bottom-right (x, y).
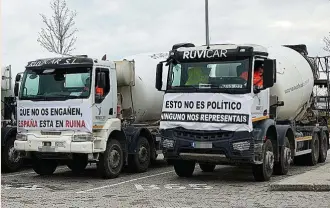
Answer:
top-left (72, 133), bottom-right (94, 142)
top-left (232, 141), bottom-right (250, 151)
top-left (16, 133), bottom-right (27, 141)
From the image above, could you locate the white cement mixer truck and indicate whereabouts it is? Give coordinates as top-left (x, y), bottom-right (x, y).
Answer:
top-left (155, 43), bottom-right (330, 181)
top-left (14, 52), bottom-right (168, 178)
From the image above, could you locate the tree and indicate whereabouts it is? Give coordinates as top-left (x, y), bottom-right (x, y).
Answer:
top-left (323, 33), bottom-right (330, 53)
top-left (37, 0), bottom-right (78, 55)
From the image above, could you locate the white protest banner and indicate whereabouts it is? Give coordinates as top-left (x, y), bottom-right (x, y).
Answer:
top-left (159, 93), bottom-right (254, 132)
top-left (17, 102), bottom-right (92, 132)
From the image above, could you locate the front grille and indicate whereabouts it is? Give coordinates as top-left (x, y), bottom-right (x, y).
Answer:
top-left (173, 127), bottom-right (233, 141)
top-left (40, 131), bottom-right (62, 136)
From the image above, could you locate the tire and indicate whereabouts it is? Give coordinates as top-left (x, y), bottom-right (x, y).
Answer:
top-left (307, 133), bottom-right (320, 166)
top-left (274, 137), bottom-right (291, 175)
top-left (252, 139), bottom-right (274, 182)
top-left (128, 136), bottom-right (150, 173)
top-left (199, 163), bottom-right (216, 172)
top-left (32, 159), bottom-right (58, 175)
top-left (318, 131), bottom-right (328, 163)
top-left (174, 160), bottom-right (195, 177)
top-left (97, 139), bottom-right (124, 179)
top-left (1, 135), bottom-right (24, 173)
top-left (67, 154), bottom-right (88, 174)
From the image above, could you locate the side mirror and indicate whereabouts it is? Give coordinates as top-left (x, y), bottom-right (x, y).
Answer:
top-left (15, 74), bottom-right (21, 82)
top-left (96, 72), bottom-right (106, 88)
top-left (263, 59), bottom-right (276, 88)
top-left (155, 62), bottom-right (163, 91)
top-left (14, 83), bottom-right (19, 97)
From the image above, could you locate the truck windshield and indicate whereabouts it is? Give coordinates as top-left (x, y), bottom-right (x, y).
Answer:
top-left (19, 67), bottom-right (92, 101)
top-left (167, 58), bottom-right (250, 91)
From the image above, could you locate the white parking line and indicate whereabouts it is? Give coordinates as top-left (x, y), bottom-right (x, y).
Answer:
top-left (2, 167), bottom-right (68, 178)
top-left (76, 170), bottom-right (174, 194)
top-left (2, 171), bottom-right (37, 177)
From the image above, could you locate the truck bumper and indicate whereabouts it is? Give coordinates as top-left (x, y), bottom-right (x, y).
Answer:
top-left (14, 134), bottom-right (105, 155)
top-left (161, 129), bottom-right (263, 165)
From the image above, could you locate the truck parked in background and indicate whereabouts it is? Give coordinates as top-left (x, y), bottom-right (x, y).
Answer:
top-left (14, 52), bottom-right (168, 178)
top-left (155, 43), bottom-right (330, 181)
top-left (2, 65), bottom-right (24, 172)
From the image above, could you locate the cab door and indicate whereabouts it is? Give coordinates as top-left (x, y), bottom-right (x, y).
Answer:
top-left (251, 59), bottom-right (270, 120)
top-left (92, 67), bottom-right (114, 129)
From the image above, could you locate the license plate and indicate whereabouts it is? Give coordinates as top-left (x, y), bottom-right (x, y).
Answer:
top-left (38, 146), bottom-right (55, 152)
top-left (192, 142), bottom-right (212, 149)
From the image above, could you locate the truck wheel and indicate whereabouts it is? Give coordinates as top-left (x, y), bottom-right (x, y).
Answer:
top-left (174, 160), bottom-right (195, 177)
top-left (128, 136), bottom-right (150, 173)
top-left (318, 131), bottom-right (328, 163)
top-left (97, 139), bottom-right (124, 179)
top-left (274, 137), bottom-right (291, 175)
top-left (307, 133), bottom-right (320, 166)
top-left (67, 154), bottom-right (88, 174)
top-left (32, 159), bottom-right (58, 175)
top-left (1, 135), bottom-right (24, 173)
top-left (252, 139), bottom-right (274, 182)
top-left (199, 163), bottom-right (216, 172)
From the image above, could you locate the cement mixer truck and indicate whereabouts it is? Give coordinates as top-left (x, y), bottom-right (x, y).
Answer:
top-left (155, 43), bottom-right (330, 181)
top-left (14, 52), bottom-right (168, 178)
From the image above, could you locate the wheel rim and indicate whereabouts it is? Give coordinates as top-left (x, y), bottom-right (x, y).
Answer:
top-left (8, 146), bottom-right (21, 163)
top-left (284, 147), bottom-right (291, 166)
top-left (138, 145), bottom-right (148, 163)
top-left (108, 146), bottom-right (121, 169)
top-left (265, 150), bottom-right (274, 171)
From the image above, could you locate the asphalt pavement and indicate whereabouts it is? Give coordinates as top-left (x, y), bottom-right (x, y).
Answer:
top-left (2, 154), bottom-right (330, 208)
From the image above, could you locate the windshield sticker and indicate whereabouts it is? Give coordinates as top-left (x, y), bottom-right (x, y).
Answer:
top-left (70, 92), bottom-right (82, 96)
top-left (219, 84), bottom-right (243, 88)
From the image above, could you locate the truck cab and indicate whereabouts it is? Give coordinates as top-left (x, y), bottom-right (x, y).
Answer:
top-left (14, 56), bottom-right (119, 175)
top-left (14, 54), bottom-right (165, 178)
top-left (156, 43), bottom-right (329, 182)
top-left (155, 43), bottom-right (278, 181)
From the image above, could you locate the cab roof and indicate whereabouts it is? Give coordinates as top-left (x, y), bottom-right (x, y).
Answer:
top-left (173, 43), bottom-right (268, 54)
top-left (25, 55), bottom-right (114, 69)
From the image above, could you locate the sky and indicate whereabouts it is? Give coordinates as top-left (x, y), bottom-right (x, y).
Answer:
top-left (2, 0), bottom-right (330, 77)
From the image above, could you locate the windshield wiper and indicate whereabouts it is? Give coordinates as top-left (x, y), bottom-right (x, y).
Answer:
top-left (200, 84), bottom-right (241, 94)
top-left (21, 95), bottom-right (47, 101)
top-left (21, 93), bottom-right (84, 101)
top-left (44, 93), bottom-right (85, 100)
top-left (221, 88), bottom-right (237, 94)
top-left (169, 85), bottom-right (243, 94)
top-left (171, 85), bottom-right (199, 91)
